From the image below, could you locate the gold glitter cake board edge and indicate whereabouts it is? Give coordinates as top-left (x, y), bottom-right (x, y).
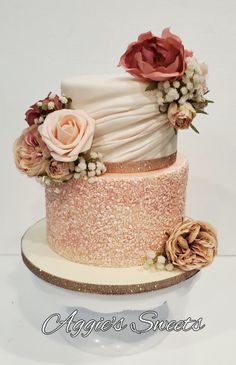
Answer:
top-left (21, 219), bottom-right (199, 295)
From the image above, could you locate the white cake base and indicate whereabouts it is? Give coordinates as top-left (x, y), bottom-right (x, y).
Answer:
top-left (21, 219), bottom-right (198, 295)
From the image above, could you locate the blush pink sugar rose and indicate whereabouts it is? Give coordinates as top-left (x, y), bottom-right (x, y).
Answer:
top-left (39, 109), bottom-right (95, 162)
top-left (119, 28), bottom-right (192, 82)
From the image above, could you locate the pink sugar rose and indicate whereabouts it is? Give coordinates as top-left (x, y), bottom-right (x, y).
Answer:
top-left (119, 28), bottom-right (192, 82)
top-left (14, 125), bottom-right (50, 177)
top-left (39, 109), bottom-right (95, 162)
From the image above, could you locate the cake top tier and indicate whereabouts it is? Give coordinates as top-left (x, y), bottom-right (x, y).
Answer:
top-left (61, 74), bottom-right (177, 162)
top-left (14, 28), bottom-right (211, 182)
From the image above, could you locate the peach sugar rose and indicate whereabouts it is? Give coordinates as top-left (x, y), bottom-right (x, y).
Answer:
top-left (39, 109), bottom-right (95, 162)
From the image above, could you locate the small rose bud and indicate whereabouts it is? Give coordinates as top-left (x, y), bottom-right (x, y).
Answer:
top-left (167, 102), bottom-right (196, 129)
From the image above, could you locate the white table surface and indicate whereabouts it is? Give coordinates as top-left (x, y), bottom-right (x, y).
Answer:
top-left (0, 255), bottom-right (235, 364)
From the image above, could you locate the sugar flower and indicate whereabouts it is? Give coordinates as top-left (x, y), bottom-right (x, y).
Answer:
top-left (25, 92), bottom-right (71, 126)
top-left (165, 219), bottom-right (217, 271)
top-left (46, 160), bottom-right (74, 182)
top-left (39, 109), bottom-right (96, 162)
top-left (14, 124), bottom-right (50, 177)
top-left (167, 102), bottom-right (196, 129)
top-left (119, 28), bottom-right (192, 82)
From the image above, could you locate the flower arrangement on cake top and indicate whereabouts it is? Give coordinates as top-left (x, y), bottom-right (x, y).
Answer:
top-left (119, 28), bottom-right (212, 133)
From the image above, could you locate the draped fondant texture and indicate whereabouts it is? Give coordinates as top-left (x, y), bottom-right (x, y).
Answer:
top-left (61, 74), bottom-right (177, 162)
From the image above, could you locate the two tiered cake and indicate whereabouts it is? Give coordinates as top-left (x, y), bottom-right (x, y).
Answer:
top-left (15, 28), bottom-right (217, 278)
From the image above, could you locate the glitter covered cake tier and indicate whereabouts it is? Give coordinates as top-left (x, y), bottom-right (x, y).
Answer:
top-left (45, 154), bottom-right (188, 267)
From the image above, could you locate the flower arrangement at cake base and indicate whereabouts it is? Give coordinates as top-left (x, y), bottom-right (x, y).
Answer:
top-left (144, 218), bottom-right (217, 273)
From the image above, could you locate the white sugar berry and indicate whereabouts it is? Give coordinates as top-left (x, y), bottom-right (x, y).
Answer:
top-left (59, 96), bottom-right (68, 104)
top-left (96, 161), bottom-right (103, 170)
top-left (157, 82), bottom-right (164, 91)
top-left (163, 81), bottom-right (170, 89)
top-left (47, 101), bottom-right (55, 110)
top-left (37, 101), bottom-right (43, 107)
top-left (165, 263), bottom-right (174, 271)
top-left (186, 81), bottom-right (194, 90)
top-left (147, 250), bottom-right (156, 260)
top-left (74, 173), bottom-right (81, 179)
top-left (179, 95), bottom-right (189, 104)
top-left (185, 70), bottom-right (194, 79)
top-left (155, 262), bottom-right (165, 270)
top-left (193, 74), bottom-right (202, 85)
top-left (166, 87), bottom-right (179, 101)
top-left (78, 162), bottom-right (87, 171)
top-left (74, 166), bottom-right (81, 173)
top-left (88, 177), bottom-right (97, 184)
top-left (173, 81), bottom-right (180, 89)
top-left (96, 168), bottom-right (102, 176)
top-left (88, 162), bottom-right (96, 171)
top-left (157, 255), bottom-right (166, 264)
top-left (159, 104), bottom-right (168, 113)
top-left (90, 151), bottom-right (98, 159)
top-left (88, 170), bottom-right (96, 177)
top-left (101, 165), bottom-right (107, 173)
top-left (45, 177), bottom-right (51, 186)
top-left (180, 87), bottom-right (188, 95)
top-left (157, 97), bottom-right (164, 106)
top-left (146, 258), bottom-right (154, 265)
top-left (97, 152), bottom-right (103, 160)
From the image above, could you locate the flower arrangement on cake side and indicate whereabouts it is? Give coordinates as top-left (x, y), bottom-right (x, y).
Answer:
top-left (119, 28), bottom-right (213, 133)
top-left (14, 92), bottom-right (107, 192)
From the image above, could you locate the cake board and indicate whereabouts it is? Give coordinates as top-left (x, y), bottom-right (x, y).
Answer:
top-left (21, 218), bottom-right (198, 296)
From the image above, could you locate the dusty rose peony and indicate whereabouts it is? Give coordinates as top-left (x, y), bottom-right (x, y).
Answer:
top-left (14, 125), bottom-right (50, 177)
top-left (46, 160), bottom-right (74, 182)
top-left (167, 102), bottom-right (196, 129)
top-left (165, 219), bottom-right (217, 271)
top-left (119, 28), bottom-right (192, 82)
top-left (39, 109), bottom-right (95, 162)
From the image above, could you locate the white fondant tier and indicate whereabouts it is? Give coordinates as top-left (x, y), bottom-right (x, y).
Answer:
top-left (61, 74), bottom-right (177, 162)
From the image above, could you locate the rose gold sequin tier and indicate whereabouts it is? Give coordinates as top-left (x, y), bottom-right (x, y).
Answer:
top-left (45, 154), bottom-right (188, 267)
